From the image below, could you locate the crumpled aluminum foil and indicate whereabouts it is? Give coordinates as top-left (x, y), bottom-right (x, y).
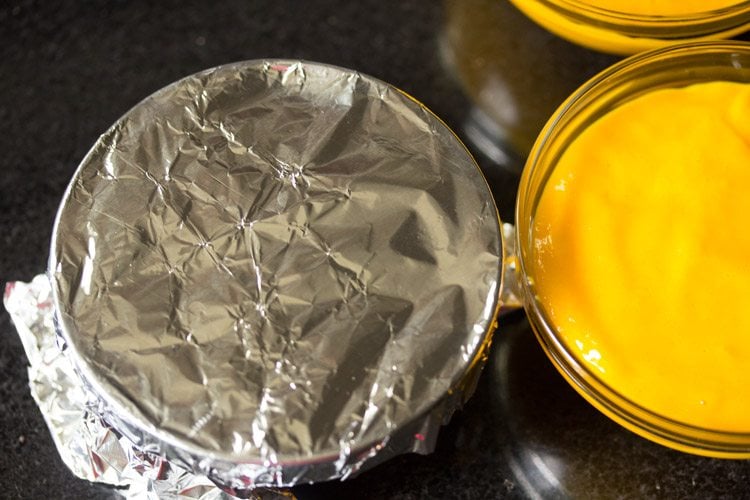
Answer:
top-left (5, 275), bottom-right (259, 499)
top-left (39, 60), bottom-right (502, 492)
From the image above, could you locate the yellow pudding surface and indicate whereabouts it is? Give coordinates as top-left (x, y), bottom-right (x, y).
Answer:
top-left (531, 81), bottom-right (750, 431)
top-left (508, 0), bottom-right (750, 54)
top-left (582, 0), bottom-right (745, 16)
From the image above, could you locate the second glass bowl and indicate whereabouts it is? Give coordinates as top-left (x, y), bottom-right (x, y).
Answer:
top-left (508, 0), bottom-right (750, 54)
top-left (515, 41), bottom-right (750, 457)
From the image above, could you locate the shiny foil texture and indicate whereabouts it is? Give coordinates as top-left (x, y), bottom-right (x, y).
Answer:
top-left (48, 60), bottom-right (502, 489)
top-left (5, 276), bottom-right (247, 499)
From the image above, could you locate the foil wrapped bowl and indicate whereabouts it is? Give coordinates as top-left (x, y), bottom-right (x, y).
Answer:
top-left (48, 60), bottom-right (503, 492)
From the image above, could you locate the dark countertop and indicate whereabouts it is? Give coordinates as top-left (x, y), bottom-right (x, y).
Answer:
top-left (2, 1), bottom-right (750, 498)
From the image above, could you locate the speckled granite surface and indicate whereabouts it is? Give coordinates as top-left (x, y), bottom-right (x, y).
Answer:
top-left (2, 1), bottom-right (750, 498)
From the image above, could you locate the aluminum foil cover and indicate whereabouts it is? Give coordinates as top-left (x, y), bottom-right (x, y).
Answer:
top-left (48, 60), bottom-right (502, 490)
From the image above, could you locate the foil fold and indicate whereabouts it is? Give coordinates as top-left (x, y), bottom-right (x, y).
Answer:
top-left (4, 276), bottom-right (249, 499)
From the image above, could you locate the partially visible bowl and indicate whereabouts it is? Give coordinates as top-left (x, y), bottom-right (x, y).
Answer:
top-left (509, 0), bottom-right (750, 54)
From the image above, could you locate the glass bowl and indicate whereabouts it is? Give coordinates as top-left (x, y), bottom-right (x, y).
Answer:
top-left (508, 0), bottom-right (750, 54)
top-left (515, 41), bottom-right (750, 457)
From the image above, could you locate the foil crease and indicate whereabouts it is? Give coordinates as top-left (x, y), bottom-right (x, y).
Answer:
top-left (4, 276), bottom-right (248, 499)
top-left (47, 60), bottom-right (502, 489)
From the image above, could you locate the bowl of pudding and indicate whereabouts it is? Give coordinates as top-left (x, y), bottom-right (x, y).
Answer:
top-left (515, 41), bottom-right (750, 456)
top-left (508, 0), bottom-right (750, 54)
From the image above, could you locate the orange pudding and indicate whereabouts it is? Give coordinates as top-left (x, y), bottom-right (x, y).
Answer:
top-left (531, 81), bottom-right (750, 432)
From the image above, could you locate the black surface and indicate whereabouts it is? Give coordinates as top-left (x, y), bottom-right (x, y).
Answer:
top-left (2, 1), bottom-right (750, 499)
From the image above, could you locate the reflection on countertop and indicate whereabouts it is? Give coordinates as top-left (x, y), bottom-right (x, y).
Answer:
top-left (488, 311), bottom-right (750, 499)
top-left (440, 0), bottom-right (618, 171)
